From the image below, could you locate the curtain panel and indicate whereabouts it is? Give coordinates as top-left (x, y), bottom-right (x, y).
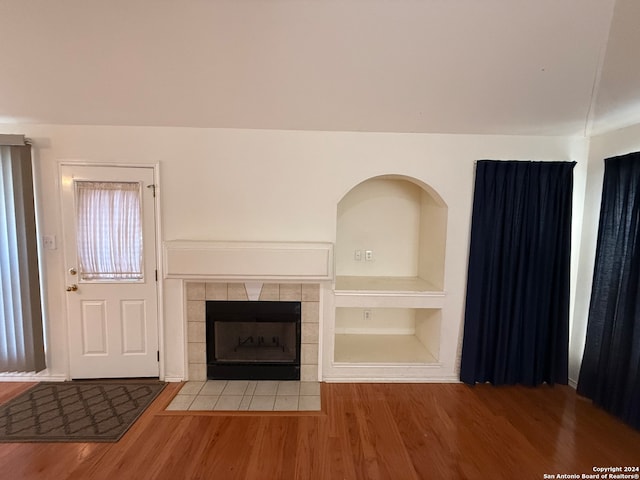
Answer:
top-left (577, 152), bottom-right (640, 430)
top-left (460, 160), bottom-right (575, 386)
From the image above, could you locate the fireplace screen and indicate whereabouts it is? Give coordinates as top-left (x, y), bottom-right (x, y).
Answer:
top-left (206, 301), bottom-right (301, 380)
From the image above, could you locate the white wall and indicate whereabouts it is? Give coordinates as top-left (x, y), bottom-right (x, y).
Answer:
top-left (569, 122), bottom-right (640, 385)
top-left (0, 124), bottom-right (586, 380)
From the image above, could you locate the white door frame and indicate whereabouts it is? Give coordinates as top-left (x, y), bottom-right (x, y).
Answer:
top-left (59, 162), bottom-right (165, 380)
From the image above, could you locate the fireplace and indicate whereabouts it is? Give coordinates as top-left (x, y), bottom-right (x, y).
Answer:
top-left (184, 282), bottom-right (320, 382)
top-left (206, 300), bottom-right (301, 380)
top-left (164, 241), bottom-right (331, 383)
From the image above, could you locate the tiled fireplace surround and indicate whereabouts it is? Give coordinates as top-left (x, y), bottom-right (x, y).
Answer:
top-left (185, 282), bottom-right (320, 382)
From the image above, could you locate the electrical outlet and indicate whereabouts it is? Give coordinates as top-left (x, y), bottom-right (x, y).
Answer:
top-left (43, 235), bottom-right (57, 250)
top-left (365, 250), bottom-right (373, 261)
top-left (354, 250), bottom-right (362, 261)
top-left (364, 310), bottom-right (372, 321)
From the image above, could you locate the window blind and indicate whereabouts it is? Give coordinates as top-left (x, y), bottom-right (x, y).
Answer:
top-left (0, 135), bottom-right (45, 373)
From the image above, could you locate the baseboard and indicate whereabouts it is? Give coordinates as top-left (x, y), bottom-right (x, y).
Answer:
top-left (0, 372), bottom-right (67, 382)
top-left (322, 376), bottom-right (461, 383)
top-left (162, 376), bottom-right (185, 383)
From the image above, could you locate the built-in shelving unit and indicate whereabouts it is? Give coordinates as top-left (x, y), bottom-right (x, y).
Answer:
top-left (335, 275), bottom-right (438, 293)
top-left (334, 306), bottom-right (442, 364)
top-left (334, 334), bottom-right (438, 364)
top-left (327, 175), bottom-right (448, 380)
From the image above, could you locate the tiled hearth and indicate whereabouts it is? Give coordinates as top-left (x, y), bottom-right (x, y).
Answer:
top-left (167, 380), bottom-right (321, 411)
top-left (185, 282), bottom-right (320, 382)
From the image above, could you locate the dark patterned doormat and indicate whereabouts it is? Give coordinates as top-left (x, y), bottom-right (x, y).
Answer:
top-left (0, 381), bottom-right (165, 442)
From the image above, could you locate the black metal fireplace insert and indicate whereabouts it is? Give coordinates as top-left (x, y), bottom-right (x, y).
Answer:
top-left (206, 300), bottom-right (301, 380)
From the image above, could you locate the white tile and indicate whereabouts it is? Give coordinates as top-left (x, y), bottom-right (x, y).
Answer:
top-left (214, 395), bottom-right (243, 410)
top-left (277, 381), bottom-right (300, 396)
top-left (302, 301), bottom-right (320, 323)
top-left (188, 363), bottom-right (207, 381)
top-left (301, 344), bottom-right (319, 365)
top-left (259, 284), bottom-right (279, 301)
top-left (254, 381), bottom-right (279, 395)
top-left (222, 381), bottom-right (249, 395)
top-left (279, 284), bottom-right (301, 301)
top-left (186, 282), bottom-right (205, 300)
top-left (301, 365), bottom-right (319, 382)
top-left (227, 283), bottom-right (248, 300)
top-left (301, 323), bottom-right (319, 344)
top-left (189, 395), bottom-right (219, 410)
top-left (274, 395), bottom-right (299, 411)
top-left (249, 396), bottom-right (275, 411)
top-left (186, 300), bottom-right (205, 322)
top-left (179, 381), bottom-right (205, 395)
top-left (298, 395), bottom-right (321, 411)
top-left (166, 394), bottom-right (196, 410)
top-left (301, 284), bottom-right (320, 302)
top-left (201, 380), bottom-right (228, 395)
top-left (206, 282), bottom-right (228, 300)
top-left (188, 343), bottom-right (206, 364)
top-left (300, 381), bottom-right (321, 396)
top-left (187, 322), bottom-right (206, 342)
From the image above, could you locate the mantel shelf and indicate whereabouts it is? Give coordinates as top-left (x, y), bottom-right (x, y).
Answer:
top-left (163, 240), bottom-right (334, 281)
top-left (335, 276), bottom-right (445, 295)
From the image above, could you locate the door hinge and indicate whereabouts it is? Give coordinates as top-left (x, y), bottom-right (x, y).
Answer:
top-left (147, 184), bottom-right (156, 197)
top-left (157, 350), bottom-right (160, 362)
top-left (155, 269), bottom-right (158, 281)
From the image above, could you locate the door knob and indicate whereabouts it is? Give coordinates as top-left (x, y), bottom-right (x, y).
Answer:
top-left (66, 284), bottom-right (78, 292)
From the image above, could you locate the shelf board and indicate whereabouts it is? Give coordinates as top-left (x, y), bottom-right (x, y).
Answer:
top-left (334, 334), bottom-right (438, 364)
top-left (335, 275), bottom-right (442, 294)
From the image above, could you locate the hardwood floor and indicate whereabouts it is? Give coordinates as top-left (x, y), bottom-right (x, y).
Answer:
top-left (0, 381), bottom-right (638, 479)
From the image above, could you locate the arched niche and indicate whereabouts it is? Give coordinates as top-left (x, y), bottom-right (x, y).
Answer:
top-left (335, 175), bottom-right (447, 291)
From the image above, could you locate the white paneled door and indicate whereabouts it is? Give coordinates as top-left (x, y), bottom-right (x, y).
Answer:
top-left (60, 165), bottom-right (159, 379)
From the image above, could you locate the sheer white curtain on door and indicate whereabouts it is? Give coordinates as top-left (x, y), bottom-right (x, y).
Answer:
top-left (75, 181), bottom-right (143, 281)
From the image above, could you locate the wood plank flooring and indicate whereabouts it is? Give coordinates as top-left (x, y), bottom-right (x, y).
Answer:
top-left (0, 381), bottom-right (638, 479)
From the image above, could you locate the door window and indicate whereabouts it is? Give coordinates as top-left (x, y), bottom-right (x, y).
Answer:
top-left (75, 181), bottom-right (143, 281)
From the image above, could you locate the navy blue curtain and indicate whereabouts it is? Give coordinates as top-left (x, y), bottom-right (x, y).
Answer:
top-left (460, 160), bottom-right (575, 386)
top-left (577, 152), bottom-right (640, 430)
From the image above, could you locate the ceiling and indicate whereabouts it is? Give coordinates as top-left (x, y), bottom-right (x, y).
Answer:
top-left (0, 0), bottom-right (638, 136)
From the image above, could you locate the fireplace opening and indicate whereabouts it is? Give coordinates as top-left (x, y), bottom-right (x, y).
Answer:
top-left (206, 301), bottom-right (301, 380)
